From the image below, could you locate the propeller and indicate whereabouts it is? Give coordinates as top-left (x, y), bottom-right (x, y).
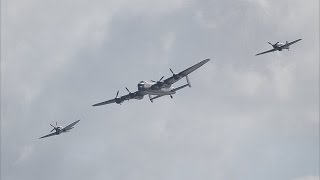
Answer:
top-left (50, 122), bottom-right (58, 132)
top-left (50, 124), bottom-right (55, 132)
top-left (170, 68), bottom-right (179, 80)
top-left (151, 76), bottom-right (164, 82)
top-left (125, 87), bottom-right (131, 93)
top-left (114, 90), bottom-right (123, 104)
top-left (151, 76), bottom-right (165, 88)
top-left (115, 90), bottom-right (119, 98)
top-left (125, 87), bottom-right (135, 99)
top-left (268, 42), bottom-right (279, 46)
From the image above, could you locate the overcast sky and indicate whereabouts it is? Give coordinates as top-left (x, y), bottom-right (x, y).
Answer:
top-left (1, 0), bottom-right (319, 180)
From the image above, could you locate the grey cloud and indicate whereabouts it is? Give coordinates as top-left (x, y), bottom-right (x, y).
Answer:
top-left (1, 0), bottom-right (319, 180)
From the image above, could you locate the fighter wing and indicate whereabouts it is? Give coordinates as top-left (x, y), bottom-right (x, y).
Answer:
top-left (162, 58), bottom-right (210, 86)
top-left (255, 48), bottom-right (277, 56)
top-left (63, 120), bottom-right (80, 131)
top-left (286, 38), bottom-right (302, 46)
top-left (39, 132), bottom-right (57, 139)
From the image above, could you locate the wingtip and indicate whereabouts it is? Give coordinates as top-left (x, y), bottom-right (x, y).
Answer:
top-left (201, 58), bottom-right (210, 63)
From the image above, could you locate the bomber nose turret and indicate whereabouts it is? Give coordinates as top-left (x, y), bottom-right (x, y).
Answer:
top-left (138, 81), bottom-right (145, 90)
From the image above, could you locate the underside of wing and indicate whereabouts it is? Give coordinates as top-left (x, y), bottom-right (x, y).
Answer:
top-left (92, 90), bottom-right (142, 106)
top-left (149, 94), bottom-right (165, 102)
top-left (92, 98), bottom-right (116, 106)
top-left (63, 120), bottom-right (80, 131)
top-left (120, 93), bottom-right (135, 101)
top-left (255, 48), bottom-right (276, 56)
top-left (163, 58), bottom-right (210, 85)
top-left (39, 132), bottom-right (57, 139)
top-left (286, 38), bottom-right (302, 46)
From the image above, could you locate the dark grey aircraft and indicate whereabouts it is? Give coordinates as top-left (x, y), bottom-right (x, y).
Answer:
top-left (39, 120), bottom-right (80, 139)
top-left (92, 58), bottom-right (211, 106)
top-left (255, 39), bottom-right (302, 56)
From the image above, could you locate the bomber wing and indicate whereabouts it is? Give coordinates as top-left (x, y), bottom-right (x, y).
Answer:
top-left (63, 120), bottom-right (80, 131)
top-left (92, 91), bottom-right (141, 106)
top-left (157, 58), bottom-right (210, 87)
top-left (286, 38), bottom-right (302, 46)
top-left (39, 132), bottom-right (57, 139)
top-left (92, 98), bottom-right (117, 106)
top-left (92, 90), bottom-right (122, 106)
top-left (255, 48), bottom-right (277, 56)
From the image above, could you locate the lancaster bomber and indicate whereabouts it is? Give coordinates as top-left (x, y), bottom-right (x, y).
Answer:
top-left (92, 58), bottom-right (210, 106)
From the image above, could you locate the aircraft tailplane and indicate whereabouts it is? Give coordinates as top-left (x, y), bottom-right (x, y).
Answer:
top-left (148, 94), bottom-right (153, 103)
top-left (186, 76), bottom-right (191, 87)
top-left (173, 84), bottom-right (189, 92)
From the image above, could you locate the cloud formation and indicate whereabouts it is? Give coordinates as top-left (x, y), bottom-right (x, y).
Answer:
top-left (1, 0), bottom-right (319, 180)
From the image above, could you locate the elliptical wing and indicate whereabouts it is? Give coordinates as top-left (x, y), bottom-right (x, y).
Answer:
top-left (286, 38), bottom-right (302, 46)
top-left (63, 120), bottom-right (80, 131)
top-left (39, 132), bottom-right (57, 139)
top-left (255, 48), bottom-right (277, 56)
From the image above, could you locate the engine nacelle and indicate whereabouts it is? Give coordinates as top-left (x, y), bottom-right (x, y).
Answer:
top-left (115, 97), bottom-right (124, 104)
top-left (134, 94), bottom-right (144, 100)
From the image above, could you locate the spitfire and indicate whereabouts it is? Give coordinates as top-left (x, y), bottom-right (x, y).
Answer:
top-left (39, 120), bottom-right (80, 139)
top-left (255, 39), bottom-right (302, 56)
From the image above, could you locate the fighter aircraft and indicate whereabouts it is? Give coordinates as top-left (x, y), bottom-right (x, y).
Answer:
top-left (39, 120), bottom-right (80, 139)
top-left (255, 38), bottom-right (302, 56)
top-left (92, 58), bottom-right (210, 106)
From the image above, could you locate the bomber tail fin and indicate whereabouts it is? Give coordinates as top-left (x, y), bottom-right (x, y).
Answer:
top-left (186, 76), bottom-right (191, 87)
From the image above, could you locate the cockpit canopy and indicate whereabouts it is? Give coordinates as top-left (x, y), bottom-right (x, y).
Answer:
top-left (276, 43), bottom-right (284, 47)
top-left (138, 81), bottom-right (147, 90)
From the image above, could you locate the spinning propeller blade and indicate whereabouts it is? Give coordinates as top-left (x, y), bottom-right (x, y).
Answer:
top-left (170, 68), bottom-right (174, 74)
top-left (50, 123), bottom-right (57, 132)
top-left (125, 87), bottom-right (131, 93)
top-left (151, 76), bottom-right (165, 83)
